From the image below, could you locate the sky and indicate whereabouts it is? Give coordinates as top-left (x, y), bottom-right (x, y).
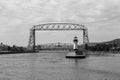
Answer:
top-left (0, 0), bottom-right (120, 46)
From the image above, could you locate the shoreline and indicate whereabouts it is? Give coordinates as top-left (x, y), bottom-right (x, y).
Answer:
top-left (0, 50), bottom-right (119, 55)
top-left (0, 51), bottom-right (34, 54)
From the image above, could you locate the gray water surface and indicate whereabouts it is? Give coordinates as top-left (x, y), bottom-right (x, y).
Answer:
top-left (0, 52), bottom-right (120, 80)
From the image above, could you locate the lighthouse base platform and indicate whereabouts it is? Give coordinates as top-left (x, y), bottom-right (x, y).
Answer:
top-left (66, 51), bottom-right (86, 58)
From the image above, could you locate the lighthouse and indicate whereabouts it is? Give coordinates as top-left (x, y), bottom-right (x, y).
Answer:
top-left (66, 36), bottom-right (86, 58)
top-left (73, 36), bottom-right (78, 51)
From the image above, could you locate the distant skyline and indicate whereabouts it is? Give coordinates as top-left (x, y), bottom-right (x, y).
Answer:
top-left (0, 0), bottom-right (120, 46)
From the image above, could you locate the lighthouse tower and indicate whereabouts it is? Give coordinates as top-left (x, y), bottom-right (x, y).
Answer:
top-left (66, 36), bottom-right (86, 58)
top-left (73, 36), bottom-right (78, 51)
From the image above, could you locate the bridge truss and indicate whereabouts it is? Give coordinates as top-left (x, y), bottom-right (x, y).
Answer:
top-left (28, 23), bottom-right (89, 51)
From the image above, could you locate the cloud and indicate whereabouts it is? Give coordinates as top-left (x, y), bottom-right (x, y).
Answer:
top-left (0, 0), bottom-right (120, 46)
top-left (0, 0), bottom-right (120, 23)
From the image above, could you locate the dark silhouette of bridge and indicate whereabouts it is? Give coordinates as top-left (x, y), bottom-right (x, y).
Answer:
top-left (28, 23), bottom-right (89, 51)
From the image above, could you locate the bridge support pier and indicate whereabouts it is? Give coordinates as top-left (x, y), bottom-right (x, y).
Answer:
top-left (28, 29), bottom-right (36, 52)
top-left (83, 29), bottom-right (89, 50)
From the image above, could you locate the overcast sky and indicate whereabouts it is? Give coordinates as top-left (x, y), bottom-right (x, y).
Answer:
top-left (0, 0), bottom-right (120, 46)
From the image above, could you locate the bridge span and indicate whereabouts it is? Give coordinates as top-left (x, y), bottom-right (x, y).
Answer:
top-left (28, 23), bottom-right (89, 51)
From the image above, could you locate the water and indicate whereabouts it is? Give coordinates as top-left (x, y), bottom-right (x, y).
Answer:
top-left (0, 52), bottom-right (120, 80)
